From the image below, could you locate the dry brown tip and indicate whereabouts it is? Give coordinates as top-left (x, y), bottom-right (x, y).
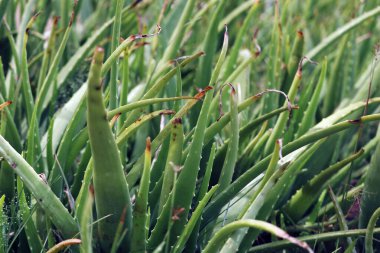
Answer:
top-left (194, 86), bottom-right (213, 99)
top-left (251, 94), bottom-right (263, 101)
top-left (298, 56), bottom-right (318, 74)
top-left (348, 118), bottom-right (361, 124)
top-left (297, 30), bottom-right (304, 38)
top-left (53, 16), bottom-right (60, 25)
top-left (119, 207), bottom-right (127, 224)
top-left (228, 83), bottom-right (236, 95)
top-left (69, 9), bottom-right (75, 26)
top-left (146, 137), bottom-right (151, 152)
top-left (0, 101), bottom-right (13, 110)
top-left (173, 117), bottom-right (182, 125)
top-left (161, 110), bottom-right (176, 115)
top-left (89, 184), bottom-right (94, 196)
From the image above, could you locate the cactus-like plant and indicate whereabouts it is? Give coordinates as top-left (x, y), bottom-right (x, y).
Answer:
top-left (1, 1), bottom-right (380, 252)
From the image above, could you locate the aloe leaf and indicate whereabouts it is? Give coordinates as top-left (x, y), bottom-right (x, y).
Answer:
top-left (41, 85), bottom-right (87, 156)
top-left (0, 135), bottom-right (78, 238)
top-left (191, 0), bottom-right (226, 124)
top-left (3, 21), bottom-right (20, 79)
top-left (131, 137), bottom-right (152, 253)
top-left (167, 25), bottom-right (228, 247)
top-left (48, 96), bottom-right (86, 196)
top-left (223, 0), bottom-right (260, 79)
top-left (16, 178), bottom-right (43, 253)
top-left (172, 185), bottom-right (219, 253)
top-left (323, 35), bottom-right (349, 116)
top-left (216, 86), bottom-right (239, 194)
top-left (0, 195), bottom-right (4, 252)
top-left (251, 228), bottom-right (380, 252)
top-left (108, 96), bottom-right (194, 119)
top-left (263, 2), bottom-right (282, 116)
top-left (79, 186), bottom-right (93, 253)
top-left (360, 126), bottom-right (380, 230)
top-left (14, 0), bottom-right (37, 65)
top-left (238, 139), bottom-right (282, 220)
top-left (118, 48), bottom-right (130, 133)
top-left (185, 144), bottom-right (216, 252)
top-left (365, 207), bottom-right (380, 253)
top-left (116, 109), bottom-right (174, 146)
top-left (284, 149), bottom-right (364, 221)
top-left (202, 113), bottom-right (380, 226)
top-left (306, 5), bottom-right (380, 60)
top-left (209, 55), bottom-right (258, 123)
top-left (108, 0), bottom-right (123, 110)
top-left (101, 25), bottom-right (159, 79)
top-left (220, 141), bottom-right (323, 253)
top-left (218, 0), bottom-right (253, 31)
top-left (21, 13), bottom-right (38, 122)
top-left (46, 239), bottom-right (81, 253)
top-left (236, 121), bottom-right (268, 172)
top-left (126, 86), bottom-right (212, 188)
top-left (0, 108), bottom-right (15, 202)
top-left (328, 186), bottom-right (355, 249)
top-left (53, 5), bottom-right (134, 112)
top-left (25, 110), bottom-right (43, 174)
top-left (282, 30), bottom-right (304, 95)
top-left (86, 47), bottom-right (131, 251)
top-left (148, 26), bottom-right (228, 250)
top-left (295, 58), bottom-right (327, 138)
top-left (264, 62), bottom-right (302, 155)
top-left (0, 59), bottom-right (6, 98)
top-left (122, 51), bottom-right (204, 128)
top-left (36, 16), bottom-right (59, 94)
top-left (160, 0), bottom-right (196, 64)
top-left (203, 219), bottom-right (312, 253)
top-left (158, 118), bottom-right (183, 214)
top-left (196, 0), bottom-right (227, 87)
top-left (35, 8), bottom-right (75, 118)
top-left (185, 93), bottom-right (285, 162)
top-left (0, 0), bottom-right (9, 26)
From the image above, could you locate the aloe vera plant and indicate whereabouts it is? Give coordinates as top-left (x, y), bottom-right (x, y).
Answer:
top-left (1, 1), bottom-right (380, 252)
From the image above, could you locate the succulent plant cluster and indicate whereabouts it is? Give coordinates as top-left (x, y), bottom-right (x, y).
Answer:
top-left (1, 0), bottom-right (380, 252)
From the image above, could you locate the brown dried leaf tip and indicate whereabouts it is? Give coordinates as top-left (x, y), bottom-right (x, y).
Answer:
top-left (160, 110), bottom-right (176, 116)
top-left (297, 30), bottom-right (304, 38)
top-left (110, 113), bottom-right (121, 127)
top-left (0, 101), bottom-right (12, 111)
top-left (146, 137), bottom-right (151, 153)
top-left (172, 117), bottom-right (182, 125)
top-left (53, 16), bottom-right (61, 25)
top-left (132, 25), bottom-right (162, 41)
top-left (298, 56), bottom-right (318, 74)
top-left (194, 86), bottom-right (213, 100)
top-left (348, 118), bottom-right (361, 124)
top-left (69, 0), bottom-right (79, 27)
top-left (89, 184), bottom-right (95, 196)
top-left (172, 207), bottom-right (185, 221)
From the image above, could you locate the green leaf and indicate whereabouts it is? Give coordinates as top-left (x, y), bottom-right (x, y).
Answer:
top-left (131, 138), bottom-right (152, 253)
top-left (86, 47), bottom-right (131, 251)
